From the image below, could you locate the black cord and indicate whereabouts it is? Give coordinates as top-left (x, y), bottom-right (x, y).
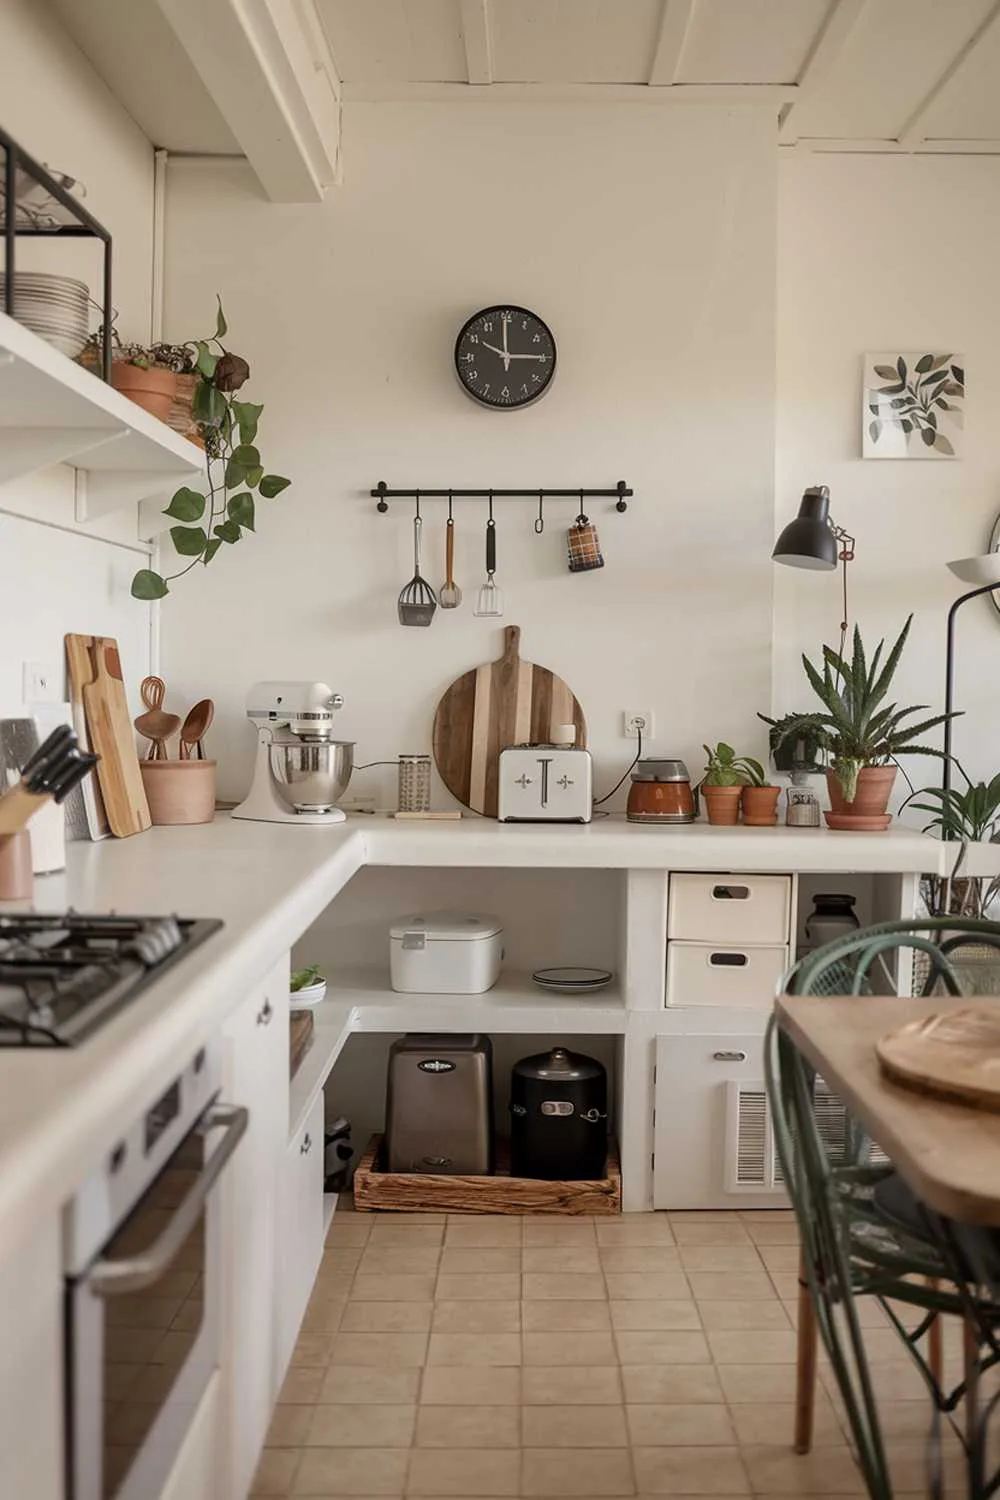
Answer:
top-left (353, 760), bottom-right (399, 771)
top-left (593, 728), bottom-right (642, 808)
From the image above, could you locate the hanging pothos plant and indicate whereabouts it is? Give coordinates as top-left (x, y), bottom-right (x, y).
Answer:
top-left (131, 298), bottom-right (290, 599)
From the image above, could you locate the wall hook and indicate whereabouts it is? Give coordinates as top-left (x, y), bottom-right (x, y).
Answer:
top-left (535, 491), bottom-right (545, 534)
top-left (576, 489), bottom-right (588, 526)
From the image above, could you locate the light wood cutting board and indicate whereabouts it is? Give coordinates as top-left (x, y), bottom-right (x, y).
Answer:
top-left (65, 634), bottom-right (150, 837)
top-left (64, 634), bottom-right (110, 840)
top-left (432, 625), bottom-right (587, 818)
top-left (877, 1005), bottom-right (1000, 1111)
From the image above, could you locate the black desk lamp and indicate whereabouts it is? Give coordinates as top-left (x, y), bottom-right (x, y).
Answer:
top-left (942, 554), bottom-right (1000, 794)
top-left (773, 485), bottom-right (856, 656)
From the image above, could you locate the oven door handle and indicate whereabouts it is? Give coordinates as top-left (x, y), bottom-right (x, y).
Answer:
top-left (88, 1103), bottom-right (248, 1297)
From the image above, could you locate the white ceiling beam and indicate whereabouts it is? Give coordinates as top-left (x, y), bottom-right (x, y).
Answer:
top-left (459, 0), bottom-right (494, 86)
top-left (154, 0), bottom-right (342, 201)
top-left (896, 0), bottom-right (1000, 149)
top-left (779, 0), bottom-right (869, 144)
top-left (648, 0), bottom-right (697, 86)
top-left (343, 80), bottom-right (797, 106)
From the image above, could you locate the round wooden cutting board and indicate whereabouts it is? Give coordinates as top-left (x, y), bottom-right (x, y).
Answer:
top-left (432, 625), bottom-right (587, 818)
top-left (876, 1005), bottom-right (1000, 1111)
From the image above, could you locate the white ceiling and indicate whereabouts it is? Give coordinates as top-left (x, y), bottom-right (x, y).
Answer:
top-left (46, 0), bottom-right (1000, 160)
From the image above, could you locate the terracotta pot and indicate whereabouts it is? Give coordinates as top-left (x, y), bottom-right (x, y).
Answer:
top-left (825, 766), bottom-right (896, 830)
top-left (112, 362), bottom-right (177, 422)
top-left (702, 784), bottom-right (743, 826)
top-left (741, 785), bottom-right (781, 827)
top-left (166, 371), bottom-right (206, 449)
top-left (140, 759), bottom-right (216, 825)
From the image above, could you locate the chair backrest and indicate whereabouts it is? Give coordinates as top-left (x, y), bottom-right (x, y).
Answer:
top-left (782, 916), bottom-right (1000, 1001)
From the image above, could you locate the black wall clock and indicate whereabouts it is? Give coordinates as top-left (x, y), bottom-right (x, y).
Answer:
top-left (454, 305), bottom-right (556, 409)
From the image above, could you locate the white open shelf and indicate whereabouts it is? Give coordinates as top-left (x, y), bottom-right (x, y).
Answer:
top-left (289, 999), bottom-right (354, 1141)
top-left (0, 310), bottom-right (204, 512)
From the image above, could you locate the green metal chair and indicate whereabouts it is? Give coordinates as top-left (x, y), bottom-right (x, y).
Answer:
top-left (766, 918), bottom-right (1000, 1499)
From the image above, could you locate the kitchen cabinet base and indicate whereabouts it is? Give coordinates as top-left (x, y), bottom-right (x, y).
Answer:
top-left (353, 1135), bottom-right (621, 1216)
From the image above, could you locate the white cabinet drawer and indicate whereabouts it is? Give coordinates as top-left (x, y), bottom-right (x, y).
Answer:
top-left (666, 941), bottom-right (788, 1007)
top-left (668, 873), bottom-right (791, 944)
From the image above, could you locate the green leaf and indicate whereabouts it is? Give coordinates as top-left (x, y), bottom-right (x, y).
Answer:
top-left (214, 520), bottom-right (241, 544)
top-left (224, 443), bottom-right (261, 489)
top-left (921, 425), bottom-right (937, 446)
top-left (245, 465), bottom-right (264, 489)
top-left (195, 341), bottom-right (218, 379)
top-left (896, 355), bottom-right (908, 381)
top-left (170, 524), bottom-right (208, 557)
top-left (131, 569), bottom-right (169, 600)
top-left (232, 400), bottom-right (263, 446)
top-left (259, 474), bottom-right (291, 499)
top-left (228, 491), bottom-right (255, 531)
top-left (231, 443), bottom-right (260, 468)
top-left (202, 538), bottom-right (222, 566)
top-left (193, 381), bottom-right (227, 427)
top-left (868, 419), bottom-right (881, 445)
top-left (215, 295), bottom-right (228, 339)
top-left (163, 486), bottom-right (206, 522)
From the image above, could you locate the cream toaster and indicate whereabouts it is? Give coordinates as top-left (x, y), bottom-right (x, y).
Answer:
top-left (497, 745), bottom-right (593, 823)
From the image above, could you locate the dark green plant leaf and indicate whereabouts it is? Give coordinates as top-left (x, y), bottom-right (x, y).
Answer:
top-left (163, 487), bottom-right (206, 522)
top-left (214, 520), bottom-right (241, 544)
top-left (195, 341), bottom-right (218, 379)
top-left (215, 295), bottom-right (228, 339)
top-left (951, 364), bottom-right (965, 385)
top-left (901, 419), bottom-right (913, 433)
top-left (131, 569), bottom-right (169, 599)
top-left (869, 419), bottom-right (881, 444)
top-left (915, 353), bottom-right (934, 374)
top-left (202, 538), bottom-right (223, 566)
top-left (877, 381), bottom-right (905, 395)
top-left (245, 466), bottom-right (264, 489)
top-left (170, 524), bottom-right (208, 557)
top-left (232, 400), bottom-right (263, 446)
top-left (942, 381), bottom-right (964, 397)
top-left (259, 474), bottom-right (291, 498)
top-left (224, 443), bottom-right (261, 488)
top-left (228, 491), bottom-right (255, 531)
top-left (896, 355), bottom-right (907, 381)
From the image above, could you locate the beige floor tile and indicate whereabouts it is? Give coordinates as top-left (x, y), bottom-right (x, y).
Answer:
top-left (420, 1366), bottom-right (521, 1405)
top-left (670, 1221), bottom-right (752, 1246)
top-left (304, 1403), bottom-right (415, 1447)
top-left (717, 1364), bottom-right (798, 1404)
top-left (614, 1331), bottom-right (710, 1366)
top-left (280, 1367), bottom-right (325, 1403)
top-left (432, 1300), bottom-right (521, 1333)
top-left (522, 1404), bottom-right (628, 1447)
top-left (351, 1274), bottom-right (438, 1302)
top-left (319, 1365), bottom-right (421, 1404)
top-left (626, 1403), bottom-right (735, 1446)
top-left (744, 1220), bottom-right (800, 1245)
top-left (327, 1332), bottom-right (428, 1368)
top-left (251, 1448), bottom-right (301, 1496)
top-left (426, 1332), bottom-right (522, 1366)
top-left (435, 1272), bottom-right (521, 1301)
top-left (686, 1273), bottom-right (776, 1301)
top-left (596, 1219), bottom-right (675, 1248)
top-left (667, 1211), bottom-right (735, 1224)
top-left (267, 1405), bottom-right (314, 1446)
top-left (522, 1366), bottom-right (623, 1404)
top-left (523, 1331), bottom-right (618, 1366)
top-left (621, 1366), bottom-right (723, 1405)
top-left (301, 1297), bottom-right (347, 1333)
top-left (633, 1445), bottom-right (748, 1494)
top-left (523, 1272), bottom-right (607, 1300)
top-left (604, 1273), bottom-right (690, 1302)
top-left (522, 1246), bottom-right (602, 1273)
top-left (874, 1400), bottom-right (945, 1438)
top-left (767, 1273), bottom-right (801, 1300)
top-left (610, 1301), bottom-right (701, 1331)
top-left (320, 1248), bottom-right (363, 1276)
top-left (599, 1247), bottom-right (682, 1274)
top-left (292, 1446), bottom-right (408, 1495)
top-left (677, 1247), bottom-right (763, 1274)
top-left (438, 1248), bottom-right (521, 1275)
top-left (407, 1447), bottom-right (520, 1495)
top-left (739, 1210), bottom-right (796, 1223)
top-left (340, 1301), bottom-right (433, 1333)
top-left (707, 1330), bottom-right (796, 1364)
top-left (368, 1222), bottom-right (445, 1247)
top-left (741, 1446), bottom-right (864, 1494)
top-left (414, 1404), bottom-right (521, 1448)
top-left (728, 1398), bottom-right (844, 1447)
top-left (521, 1446), bottom-right (635, 1495)
top-left (327, 1217), bottom-right (371, 1247)
top-left (522, 1219), bottom-right (598, 1245)
top-left (444, 1218), bottom-right (522, 1247)
top-left (358, 1248), bottom-right (442, 1275)
top-left (523, 1299), bottom-right (612, 1332)
top-left (756, 1244), bottom-right (800, 1271)
top-left (310, 1272), bottom-right (356, 1300)
top-left (696, 1300), bottom-right (791, 1331)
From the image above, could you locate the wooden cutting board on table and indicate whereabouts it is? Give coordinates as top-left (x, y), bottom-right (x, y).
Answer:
top-left (65, 634), bottom-right (150, 837)
top-left (433, 625), bottom-right (587, 818)
top-left (877, 1005), bottom-right (1000, 1111)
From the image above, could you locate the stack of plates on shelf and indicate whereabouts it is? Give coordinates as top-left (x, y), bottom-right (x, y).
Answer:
top-left (532, 966), bottom-right (614, 994)
top-left (0, 272), bottom-right (90, 357)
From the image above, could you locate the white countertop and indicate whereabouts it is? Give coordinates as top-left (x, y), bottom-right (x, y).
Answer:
top-left (0, 813), bottom-right (943, 1243)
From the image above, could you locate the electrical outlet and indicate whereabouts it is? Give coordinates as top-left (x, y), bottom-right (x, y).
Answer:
top-left (623, 709), bottom-right (654, 739)
top-left (22, 661), bottom-right (62, 704)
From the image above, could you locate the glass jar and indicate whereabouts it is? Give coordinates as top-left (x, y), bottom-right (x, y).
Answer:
top-left (397, 754), bottom-right (431, 814)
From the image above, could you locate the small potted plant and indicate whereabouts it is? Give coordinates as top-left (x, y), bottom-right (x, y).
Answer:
top-left (701, 743), bottom-right (764, 826)
top-left (739, 760), bottom-right (782, 827)
top-left (758, 712), bottom-right (825, 784)
top-left (774, 616), bottom-right (955, 830)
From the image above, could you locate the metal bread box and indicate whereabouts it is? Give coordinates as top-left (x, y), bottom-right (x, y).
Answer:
top-left (385, 1033), bottom-right (494, 1174)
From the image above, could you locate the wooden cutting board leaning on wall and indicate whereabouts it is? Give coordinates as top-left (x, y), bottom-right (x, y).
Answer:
top-left (432, 625), bottom-right (587, 818)
top-left (65, 634), bottom-right (150, 837)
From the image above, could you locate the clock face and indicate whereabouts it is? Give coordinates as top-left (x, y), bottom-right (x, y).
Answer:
top-left (454, 305), bottom-right (556, 409)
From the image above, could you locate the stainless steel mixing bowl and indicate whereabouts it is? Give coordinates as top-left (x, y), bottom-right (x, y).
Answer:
top-left (269, 739), bottom-right (354, 813)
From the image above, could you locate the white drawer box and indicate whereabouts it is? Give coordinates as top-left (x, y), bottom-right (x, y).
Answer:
top-left (666, 941), bottom-right (789, 1007)
top-left (668, 873), bottom-right (791, 945)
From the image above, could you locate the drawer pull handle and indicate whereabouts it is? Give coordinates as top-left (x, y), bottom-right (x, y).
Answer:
top-left (709, 951), bottom-right (748, 967)
top-left (713, 1050), bottom-right (748, 1063)
top-left (712, 884), bottom-right (750, 901)
top-left (257, 999), bottom-right (273, 1026)
top-left (301, 1133), bottom-right (312, 1155)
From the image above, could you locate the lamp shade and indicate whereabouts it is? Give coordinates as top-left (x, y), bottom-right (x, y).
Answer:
top-left (946, 554), bottom-right (1000, 586)
top-left (772, 486), bottom-right (838, 571)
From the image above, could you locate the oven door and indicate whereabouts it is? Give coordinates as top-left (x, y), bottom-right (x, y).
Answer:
top-left (66, 1101), bottom-right (247, 1500)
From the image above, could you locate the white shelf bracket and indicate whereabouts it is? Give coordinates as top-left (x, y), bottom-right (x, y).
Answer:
top-left (77, 468), bottom-right (198, 522)
top-left (0, 427), bottom-right (127, 487)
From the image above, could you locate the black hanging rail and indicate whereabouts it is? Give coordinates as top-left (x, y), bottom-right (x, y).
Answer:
top-left (372, 480), bottom-right (632, 513)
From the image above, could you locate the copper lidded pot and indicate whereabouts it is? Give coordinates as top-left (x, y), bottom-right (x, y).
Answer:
top-left (626, 758), bottom-right (696, 824)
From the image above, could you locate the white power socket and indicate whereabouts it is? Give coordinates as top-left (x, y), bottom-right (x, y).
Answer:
top-left (623, 709), bottom-right (654, 739)
top-left (22, 661), bottom-right (62, 704)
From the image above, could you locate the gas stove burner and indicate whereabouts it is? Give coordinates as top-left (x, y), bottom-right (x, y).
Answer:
top-left (0, 912), bottom-right (222, 1046)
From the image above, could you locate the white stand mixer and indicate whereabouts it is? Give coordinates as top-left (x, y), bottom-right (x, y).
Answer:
top-left (232, 681), bottom-right (353, 825)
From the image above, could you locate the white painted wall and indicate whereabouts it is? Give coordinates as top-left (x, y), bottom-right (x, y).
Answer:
top-left (0, 0), bottom-right (154, 718)
top-left (775, 151), bottom-right (1000, 800)
top-left (160, 105), bottom-right (777, 807)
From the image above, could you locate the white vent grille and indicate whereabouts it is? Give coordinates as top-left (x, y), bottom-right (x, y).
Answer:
top-left (725, 1082), bottom-right (783, 1192)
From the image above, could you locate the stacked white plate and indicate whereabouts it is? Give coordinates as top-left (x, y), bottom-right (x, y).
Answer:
top-left (532, 967), bottom-right (614, 994)
top-left (0, 272), bottom-right (89, 357)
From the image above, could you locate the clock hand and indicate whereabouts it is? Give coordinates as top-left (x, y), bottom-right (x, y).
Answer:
top-left (501, 317), bottom-right (510, 370)
top-left (481, 341), bottom-right (506, 357)
top-left (502, 352), bottom-right (548, 361)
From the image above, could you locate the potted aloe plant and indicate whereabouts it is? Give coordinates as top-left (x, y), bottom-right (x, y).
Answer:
top-left (773, 616), bottom-right (955, 830)
top-left (701, 743), bottom-right (767, 826)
